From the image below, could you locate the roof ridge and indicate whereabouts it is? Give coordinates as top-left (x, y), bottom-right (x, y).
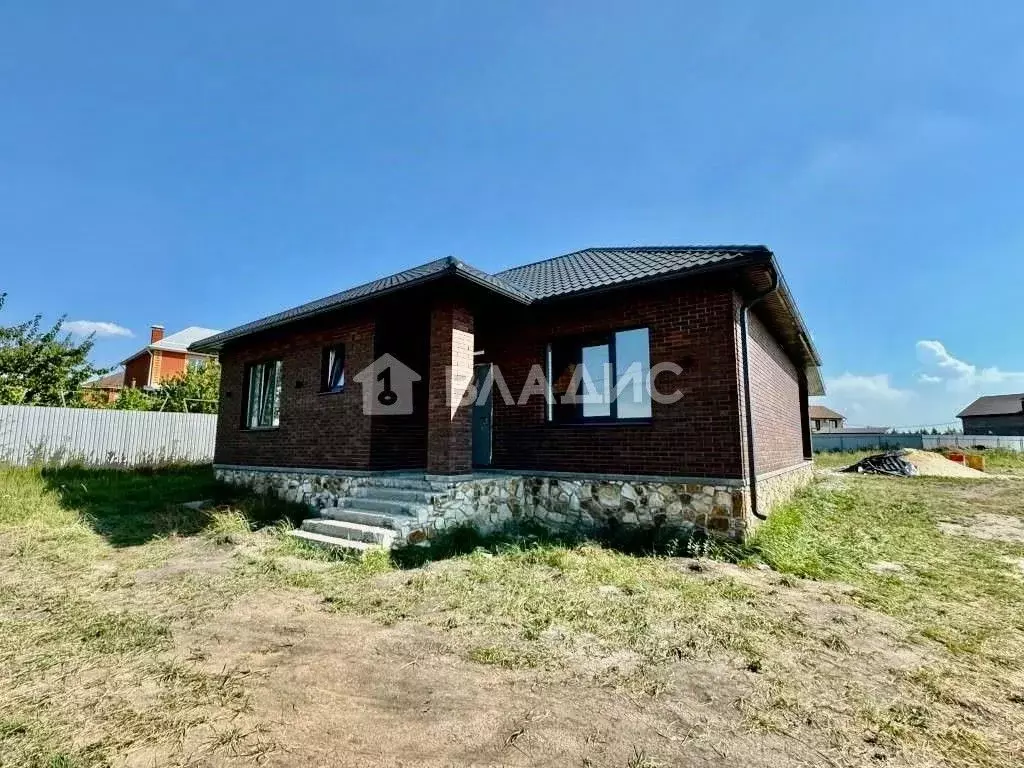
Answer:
top-left (494, 244), bottom-right (770, 276)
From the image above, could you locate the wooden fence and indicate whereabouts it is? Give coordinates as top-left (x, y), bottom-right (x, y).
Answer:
top-left (0, 405), bottom-right (217, 467)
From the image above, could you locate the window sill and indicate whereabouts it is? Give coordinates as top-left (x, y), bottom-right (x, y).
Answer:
top-left (546, 418), bottom-right (654, 427)
top-left (243, 426), bottom-right (280, 432)
top-left (317, 388), bottom-right (346, 396)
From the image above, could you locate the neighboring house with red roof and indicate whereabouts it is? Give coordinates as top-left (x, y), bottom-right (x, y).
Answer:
top-left (81, 370), bottom-right (125, 404)
top-left (808, 405), bottom-right (845, 432)
top-left (958, 394), bottom-right (1024, 435)
top-left (121, 325), bottom-right (221, 390)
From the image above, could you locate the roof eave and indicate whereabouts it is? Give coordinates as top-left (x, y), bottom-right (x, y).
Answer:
top-left (765, 253), bottom-right (821, 367)
top-left (530, 248), bottom-right (773, 304)
top-left (189, 265), bottom-right (533, 353)
top-left (118, 347), bottom-right (153, 367)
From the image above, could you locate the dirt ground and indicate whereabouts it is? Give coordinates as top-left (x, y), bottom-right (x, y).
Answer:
top-left (5, 466), bottom-right (1023, 767)
top-left (110, 545), bottom-right (934, 768)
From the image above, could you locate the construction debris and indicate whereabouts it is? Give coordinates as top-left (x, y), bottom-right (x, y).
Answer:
top-left (843, 449), bottom-right (985, 478)
top-left (842, 451), bottom-right (917, 476)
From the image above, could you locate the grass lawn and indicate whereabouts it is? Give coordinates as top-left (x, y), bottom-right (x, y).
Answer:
top-left (1, 464), bottom-right (1023, 766)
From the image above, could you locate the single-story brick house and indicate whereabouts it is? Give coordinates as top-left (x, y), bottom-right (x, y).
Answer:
top-left (191, 246), bottom-right (822, 549)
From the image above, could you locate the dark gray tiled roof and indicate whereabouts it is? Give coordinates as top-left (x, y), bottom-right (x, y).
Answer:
top-left (496, 246), bottom-right (768, 299)
top-left (193, 256), bottom-right (531, 351)
top-left (957, 394), bottom-right (1024, 418)
top-left (191, 246), bottom-right (773, 352)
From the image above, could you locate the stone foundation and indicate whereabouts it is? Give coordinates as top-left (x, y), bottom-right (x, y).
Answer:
top-left (744, 462), bottom-right (814, 525)
top-left (215, 463), bottom-right (812, 544)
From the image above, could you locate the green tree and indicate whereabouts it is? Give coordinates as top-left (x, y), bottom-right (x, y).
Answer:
top-left (110, 386), bottom-right (157, 411)
top-left (150, 360), bottom-right (221, 413)
top-left (0, 293), bottom-right (106, 406)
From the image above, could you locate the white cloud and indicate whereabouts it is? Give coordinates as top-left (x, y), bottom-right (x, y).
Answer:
top-left (816, 373), bottom-right (915, 429)
top-left (818, 341), bottom-right (1024, 428)
top-left (916, 340), bottom-right (975, 378)
top-left (824, 373), bottom-right (911, 401)
top-left (916, 339), bottom-right (1024, 389)
top-left (64, 320), bottom-right (134, 338)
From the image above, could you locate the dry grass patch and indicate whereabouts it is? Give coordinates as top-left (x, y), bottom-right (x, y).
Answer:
top-left (3, 464), bottom-right (1024, 766)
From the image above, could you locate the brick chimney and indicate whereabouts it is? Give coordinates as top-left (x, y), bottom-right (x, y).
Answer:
top-left (150, 325), bottom-right (165, 343)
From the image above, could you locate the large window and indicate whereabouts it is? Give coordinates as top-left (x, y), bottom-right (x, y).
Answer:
top-left (548, 327), bottom-right (652, 422)
top-left (321, 344), bottom-right (345, 393)
top-left (246, 360), bottom-right (282, 428)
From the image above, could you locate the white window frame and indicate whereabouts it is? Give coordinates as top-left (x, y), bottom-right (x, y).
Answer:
top-left (246, 360), bottom-right (282, 429)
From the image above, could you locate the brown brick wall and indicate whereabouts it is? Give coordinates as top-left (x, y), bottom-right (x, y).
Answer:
top-left (123, 353), bottom-right (151, 389)
top-left (426, 297), bottom-right (475, 474)
top-left (213, 314), bottom-right (375, 469)
top-left (482, 278), bottom-right (746, 478)
top-left (210, 277), bottom-right (807, 480)
top-left (370, 300), bottom-right (431, 470)
top-left (743, 308), bottom-right (806, 474)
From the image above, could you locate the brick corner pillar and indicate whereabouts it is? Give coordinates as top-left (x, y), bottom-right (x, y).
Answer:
top-left (427, 297), bottom-right (475, 475)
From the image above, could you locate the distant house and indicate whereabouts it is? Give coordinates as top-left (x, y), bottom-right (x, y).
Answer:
top-left (121, 325), bottom-right (221, 390)
top-left (809, 405), bottom-right (845, 432)
top-left (957, 394), bottom-right (1024, 436)
top-left (81, 370), bottom-right (124, 404)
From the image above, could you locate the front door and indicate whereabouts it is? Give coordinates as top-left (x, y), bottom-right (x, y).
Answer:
top-left (472, 363), bottom-right (493, 467)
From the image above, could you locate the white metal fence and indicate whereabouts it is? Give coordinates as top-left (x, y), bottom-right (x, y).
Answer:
top-left (0, 405), bottom-right (217, 467)
top-left (922, 434), bottom-right (1024, 452)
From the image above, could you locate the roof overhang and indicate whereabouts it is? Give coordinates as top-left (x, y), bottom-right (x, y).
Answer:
top-left (190, 259), bottom-right (532, 353)
top-left (740, 258), bottom-right (824, 396)
top-left (190, 249), bottom-right (824, 398)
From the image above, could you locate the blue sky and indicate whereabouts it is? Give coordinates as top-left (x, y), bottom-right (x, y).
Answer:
top-left (2, 1), bottom-right (1022, 427)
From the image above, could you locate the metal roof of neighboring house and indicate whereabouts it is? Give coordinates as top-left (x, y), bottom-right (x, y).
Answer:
top-left (189, 245), bottom-right (822, 392)
top-left (82, 371), bottom-right (124, 389)
top-left (120, 326), bottom-right (222, 365)
top-left (809, 405), bottom-right (844, 420)
top-left (957, 393), bottom-right (1024, 418)
top-left (152, 326), bottom-right (222, 351)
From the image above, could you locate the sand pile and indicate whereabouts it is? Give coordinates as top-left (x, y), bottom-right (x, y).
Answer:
top-left (901, 449), bottom-right (985, 478)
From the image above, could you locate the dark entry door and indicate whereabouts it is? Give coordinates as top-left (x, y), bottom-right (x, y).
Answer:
top-left (472, 363), bottom-right (493, 467)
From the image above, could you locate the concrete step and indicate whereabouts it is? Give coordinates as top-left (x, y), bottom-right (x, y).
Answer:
top-left (288, 529), bottom-right (382, 553)
top-left (358, 476), bottom-right (436, 492)
top-left (339, 497), bottom-right (426, 516)
top-left (318, 506), bottom-right (412, 529)
top-left (300, 518), bottom-right (396, 546)
top-left (350, 486), bottom-right (437, 504)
